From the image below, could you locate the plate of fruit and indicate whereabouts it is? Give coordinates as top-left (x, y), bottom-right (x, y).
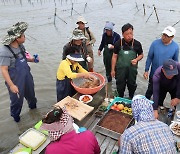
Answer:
top-left (79, 95), bottom-right (93, 104)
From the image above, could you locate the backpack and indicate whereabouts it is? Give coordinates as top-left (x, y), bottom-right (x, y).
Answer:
top-left (86, 27), bottom-right (92, 41)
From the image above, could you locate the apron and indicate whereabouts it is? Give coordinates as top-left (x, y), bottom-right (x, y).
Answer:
top-left (103, 45), bottom-right (113, 81)
top-left (56, 62), bottom-right (78, 102)
top-left (115, 39), bottom-right (138, 98)
top-left (5, 45), bottom-right (37, 118)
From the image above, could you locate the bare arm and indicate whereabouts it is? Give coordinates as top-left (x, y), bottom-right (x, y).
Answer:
top-left (0, 66), bottom-right (19, 93)
top-left (111, 53), bottom-right (118, 78)
top-left (131, 53), bottom-right (143, 65)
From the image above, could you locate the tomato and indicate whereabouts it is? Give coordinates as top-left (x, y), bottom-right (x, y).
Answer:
top-left (113, 104), bottom-right (117, 107)
top-left (114, 107), bottom-right (120, 111)
top-left (111, 106), bottom-right (115, 110)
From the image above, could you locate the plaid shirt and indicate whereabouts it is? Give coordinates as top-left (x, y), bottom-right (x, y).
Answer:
top-left (120, 120), bottom-right (176, 154)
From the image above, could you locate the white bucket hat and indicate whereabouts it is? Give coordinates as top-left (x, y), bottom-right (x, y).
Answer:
top-left (66, 53), bottom-right (84, 62)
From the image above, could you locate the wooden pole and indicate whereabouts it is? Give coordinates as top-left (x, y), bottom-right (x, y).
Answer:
top-left (172, 20), bottom-right (180, 27)
top-left (154, 6), bottom-right (159, 23)
top-left (84, 2), bottom-right (87, 13)
top-left (54, 0), bottom-right (57, 25)
top-left (146, 9), bottom-right (154, 23)
top-left (135, 2), bottom-right (139, 11)
top-left (143, 3), bottom-right (146, 15)
top-left (71, 3), bottom-right (73, 16)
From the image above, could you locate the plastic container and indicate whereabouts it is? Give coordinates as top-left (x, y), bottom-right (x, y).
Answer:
top-left (71, 72), bottom-right (105, 95)
top-left (167, 108), bottom-right (174, 118)
top-left (19, 128), bottom-right (46, 151)
top-left (107, 97), bottom-right (132, 111)
top-left (176, 111), bottom-right (180, 119)
top-left (33, 54), bottom-right (39, 63)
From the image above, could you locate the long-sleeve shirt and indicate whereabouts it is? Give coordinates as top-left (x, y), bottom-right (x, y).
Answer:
top-left (81, 27), bottom-right (96, 45)
top-left (46, 130), bottom-right (100, 154)
top-left (145, 39), bottom-right (179, 78)
top-left (153, 63), bottom-right (180, 109)
top-left (98, 31), bottom-right (120, 51)
top-left (120, 120), bottom-right (176, 154)
top-left (56, 58), bottom-right (87, 80)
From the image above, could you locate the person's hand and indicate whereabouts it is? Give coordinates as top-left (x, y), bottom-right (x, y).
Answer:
top-left (10, 84), bottom-right (19, 94)
top-left (131, 59), bottom-right (138, 65)
top-left (154, 110), bottom-right (159, 119)
top-left (88, 74), bottom-right (97, 81)
top-left (171, 98), bottom-right (180, 106)
top-left (86, 42), bottom-right (90, 46)
top-left (98, 50), bottom-right (101, 56)
top-left (86, 56), bottom-right (92, 63)
top-left (111, 70), bottom-right (115, 78)
top-left (109, 45), bottom-right (114, 49)
top-left (143, 72), bottom-right (149, 80)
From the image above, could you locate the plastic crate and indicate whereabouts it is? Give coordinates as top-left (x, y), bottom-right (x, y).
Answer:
top-left (107, 97), bottom-right (131, 111)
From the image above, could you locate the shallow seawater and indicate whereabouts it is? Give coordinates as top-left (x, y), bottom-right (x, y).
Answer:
top-left (0, 0), bottom-right (180, 153)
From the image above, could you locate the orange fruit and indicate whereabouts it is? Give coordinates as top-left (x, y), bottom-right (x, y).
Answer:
top-left (117, 104), bottom-right (124, 111)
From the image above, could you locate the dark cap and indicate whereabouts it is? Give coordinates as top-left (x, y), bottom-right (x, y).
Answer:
top-left (163, 59), bottom-right (178, 76)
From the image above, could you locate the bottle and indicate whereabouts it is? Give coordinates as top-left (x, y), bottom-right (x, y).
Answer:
top-left (33, 54), bottom-right (39, 63)
top-left (167, 108), bottom-right (174, 118)
top-left (166, 108), bottom-right (174, 125)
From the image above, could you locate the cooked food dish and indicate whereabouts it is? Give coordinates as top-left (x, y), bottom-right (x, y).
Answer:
top-left (170, 122), bottom-right (180, 136)
top-left (79, 78), bottom-right (100, 88)
top-left (98, 110), bottom-right (133, 134)
top-left (79, 95), bottom-right (93, 104)
top-left (82, 95), bottom-right (91, 102)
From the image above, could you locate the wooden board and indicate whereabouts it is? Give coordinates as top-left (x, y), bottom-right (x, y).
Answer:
top-left (54, 96), bottom-right (94, 121)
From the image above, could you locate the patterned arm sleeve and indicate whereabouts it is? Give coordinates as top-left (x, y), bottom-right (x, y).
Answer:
top-left (120, 133), bottom-right (132, 154)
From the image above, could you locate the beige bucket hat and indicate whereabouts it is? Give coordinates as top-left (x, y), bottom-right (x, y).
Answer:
top-left (76, 16), bottom-right (87, 24)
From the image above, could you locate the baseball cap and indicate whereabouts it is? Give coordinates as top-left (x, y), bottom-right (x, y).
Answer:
top-left (163, 59), bottom-right (178, 76)
top-left (162, 26), bottom-right (176, 37)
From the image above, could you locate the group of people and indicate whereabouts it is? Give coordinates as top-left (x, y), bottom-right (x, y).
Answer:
top-left (0, 17), bottom-right (180, 153)
top-left (41, 95), bottom-right (177, 154)
top-left (98, 21), bottom-right (179, 119)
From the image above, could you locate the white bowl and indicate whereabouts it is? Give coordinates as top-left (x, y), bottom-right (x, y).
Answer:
top-left (79, 95), bottom-right (93, 104)
top-left (176, 111), bottom-right (180, 119)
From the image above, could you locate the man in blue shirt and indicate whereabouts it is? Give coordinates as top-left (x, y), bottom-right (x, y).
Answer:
top-left (144, 26), bottom-right (179, 99)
